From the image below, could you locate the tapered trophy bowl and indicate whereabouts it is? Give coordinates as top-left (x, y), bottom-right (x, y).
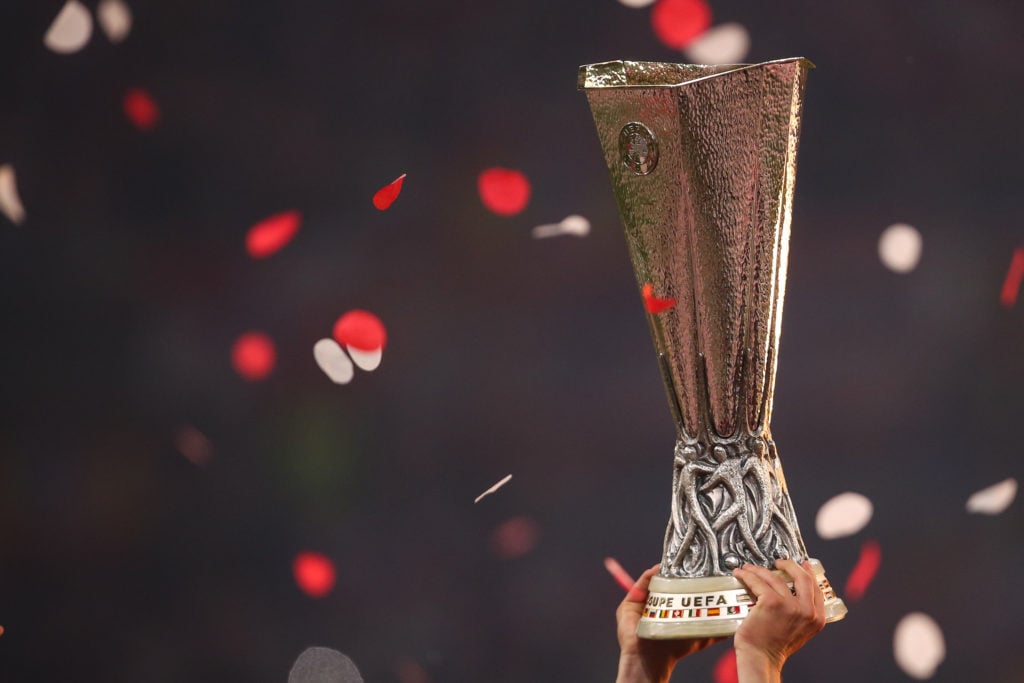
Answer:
top-left (580, 59), bottom-right (847, 638)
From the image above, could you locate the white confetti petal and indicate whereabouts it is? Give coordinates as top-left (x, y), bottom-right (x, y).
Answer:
top-left (965, 478), bottom-right (1017, 515)
top-left (893, 612), bottom-right (945, 679)
top-left (289, 647), bottom-right (364, 683)
top-left (618, 0), bottom-right (656, 7)
top-left (0, 164), bottom-right (26, 224)
top-left (879, 223), bottom-right (922, 273)
top-left (475, 474), bottom-right (513, 503)
top-left (532, 214), bottom-right (590, 239)
top-left (313, 338), bottom-right (354, 385)
top-left (97, 0), bottom-right (132, 43)
top-left (44, 0), bottom-right (93, 54)
top-left (559, 214), bottom-right (591, 235)
top-left (346, 345), bottom-right (382, 372)
top-left (684, 23), bottom-right (751, 65)
top-left (531, 222), bottom-right (562, 238)
top-left (815, 491), bottom-right (873, 540)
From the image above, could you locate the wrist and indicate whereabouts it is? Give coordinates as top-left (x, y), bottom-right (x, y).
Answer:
top-left (734, 648), bottom-right (784, 683)
top-left (616, 653), bottom-right (671, 683)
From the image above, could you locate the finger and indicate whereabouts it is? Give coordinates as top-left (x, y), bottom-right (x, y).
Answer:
top-left (732, 565), bottom-right (778, 602)
top-left (776, 558), bottom-right (813, 603)
top-left (743, 563), bottom-right (792, 599)
top-left (803, 561), bottom-right (825, 622)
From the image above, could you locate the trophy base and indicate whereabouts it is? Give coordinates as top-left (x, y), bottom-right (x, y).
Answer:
top-left (637, 558), bottom-right (847, 639)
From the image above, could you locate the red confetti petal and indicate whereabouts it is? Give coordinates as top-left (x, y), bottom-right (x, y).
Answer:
top-left (396, 660), bottom-right (431, 683)
top-left (1000, 247), bottom-right (1024, 308)
top-left (489, 516), bottom-right (539, 559)
top-left (651, 0), bottom-right (712, 49)
top-left (713, 648), bottom-right (738, 683)
top-left (844, 539), bottom-right (881, 601)
top-left (642, 282), bottom-right (677, 314)
top-left (245, 210), bottom-right (301, 259)
top-left (603, 557), bottom-right (636, 594)
top-left (604, 557), bottom-right (646, 601)
top-left (123, 88), bottom-right (160, 130)
top-left (373, 173), bottom-right (406, 211)
top-left (478, 167), bottom-right (531, 216)
top-left (231, 331), bottom-right (276, 381)
top-left (176, 425), bottom-right (212, 466)
top-left (293, 551), bottom-right (336, 598)
top-left (333, 310), bottom-right (386, 351)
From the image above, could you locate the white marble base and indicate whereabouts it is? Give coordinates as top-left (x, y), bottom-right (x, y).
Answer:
top-left (636, 558), bottom-right (848, 639)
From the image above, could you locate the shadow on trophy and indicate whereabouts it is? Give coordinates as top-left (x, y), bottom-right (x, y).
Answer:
top-left (579, 59), bottom-right (848, 638)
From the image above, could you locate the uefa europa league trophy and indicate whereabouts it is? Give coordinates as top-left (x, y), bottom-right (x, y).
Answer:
top-left (579, 59), bottom-right (847, 638)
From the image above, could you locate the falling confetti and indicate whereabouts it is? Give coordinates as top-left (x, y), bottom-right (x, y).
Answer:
top-left (603, 557), bottom-right (636, 595)
top-left (878, 223), bottom-right (922, 273)
top-left (293, 551), bottom-right (336, 598)
top-left (313, 338), bottom-right (355, 385)
top-left (642, 283), bottom-right (676, 314)
top-left (245, 210), bottom-right (302, 259)
top-left (231, 331), bottom-right (276, 381)
top-left (123, 88), bottom-right (160, 131)
top-left (346, 346), bottom-right (382, 372)
top-left (97, 0), bottom-right (132, 43)
top-left (0, 164), bottom-right (26, 225)
top-left (175, 425), bottom-right (212, 466)
top-left (965, 477), bottom-right (1017, 515)
top-left (531, 214), bottom-right (591, 239)
top-left (651, 0), bottom-right (711, 50)
top-left (44, 0), bottom-right (93, 54)
top-left (815, 491), bottom-right (873, 540)
top-left (333, 310), bottom-right (387, 352)
top-left (999, 248), bottom-right (1024, 308)
top-left (474, 474), bottom-right (513, 503)
top-left (684, 23), bottom-right (751, 64)
top-left (489, 517), bottom-right (539, 559)
top-left (844, 539), bottom-right (881, 601)
top-left (893, 612), bottom-right (945, 679)
top-left (289, 647), bottom-right (364, 683)
top-left (372, 173), bottom-right (406, 211)
top-left (713, 648), bottom-right (738, 683)
top-left (478, 167), bottom-right (531, 216)
top-left (396, 660), bottom-right (431, 683)
top-left (618, 0), bottom-right (657, 7)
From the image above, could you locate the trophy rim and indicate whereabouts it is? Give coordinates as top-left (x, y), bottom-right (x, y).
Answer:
top-left (577, 57), bottom-right (815, 91)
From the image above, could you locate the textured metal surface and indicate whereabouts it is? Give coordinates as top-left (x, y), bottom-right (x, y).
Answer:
top-left (582, 58), bottom-right (817, 578)
top-left (576, 60), bottom-right (754, 90)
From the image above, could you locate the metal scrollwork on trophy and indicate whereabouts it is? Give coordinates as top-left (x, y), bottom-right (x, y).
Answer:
top-left (579, 59), bottom-right (848, 638)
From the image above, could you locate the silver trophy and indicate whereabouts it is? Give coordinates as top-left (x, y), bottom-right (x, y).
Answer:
top-left (580, 59), bottom-right (847, 638)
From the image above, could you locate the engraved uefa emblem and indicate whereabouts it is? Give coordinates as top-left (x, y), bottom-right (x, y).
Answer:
top-left (619, 122), bottom-right (658, 175)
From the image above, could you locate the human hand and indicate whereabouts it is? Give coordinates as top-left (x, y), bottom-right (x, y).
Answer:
top-left (616, 563), bottom-right (725, 683)
top-left (732, 558), bottom-right (826, 683)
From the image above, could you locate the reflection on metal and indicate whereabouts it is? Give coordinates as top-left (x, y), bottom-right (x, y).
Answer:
top-left (580, 58), bottom-right (847, 636)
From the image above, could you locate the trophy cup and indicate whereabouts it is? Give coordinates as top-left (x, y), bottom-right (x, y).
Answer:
top-left (579, 59), bottom-right (848, 638)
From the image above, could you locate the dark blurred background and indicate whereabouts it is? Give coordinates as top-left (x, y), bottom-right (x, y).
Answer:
top-left (1, 0), bottom-right (1023, 681)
